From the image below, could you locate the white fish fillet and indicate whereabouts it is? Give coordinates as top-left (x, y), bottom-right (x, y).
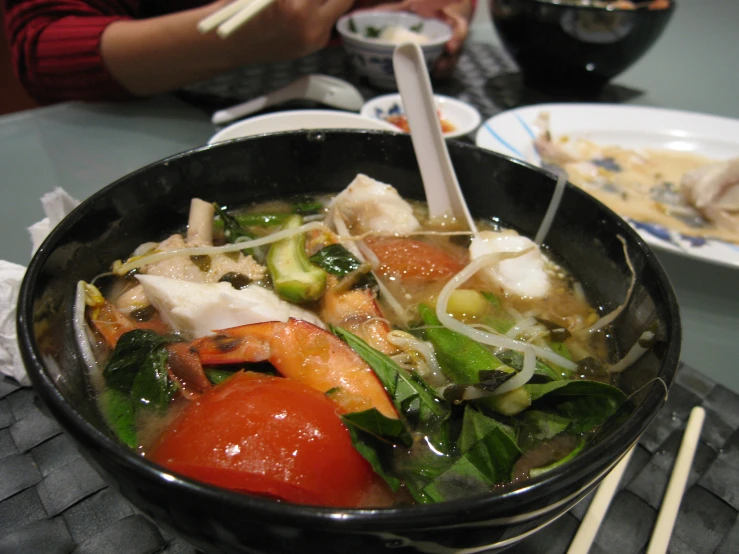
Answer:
top-left (136, 274), bottom-right (325, 339)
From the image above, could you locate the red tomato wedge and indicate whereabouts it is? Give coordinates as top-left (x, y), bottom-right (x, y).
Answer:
top-left (149, 371), bottom-right (385, 508)
top-left (365, 237), bottom-right (466, 282)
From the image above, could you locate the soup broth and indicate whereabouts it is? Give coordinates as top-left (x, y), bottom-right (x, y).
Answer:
top-left (79, 174), bottom-right (630, 508)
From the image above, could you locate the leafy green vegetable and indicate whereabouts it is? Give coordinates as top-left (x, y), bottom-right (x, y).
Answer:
top-left (525, 380), bottom-right (627, 434)
top-left (341, 408), bottom-right (413, 447)
top-left (103, 329), bottom-right (183, 394)
top-left (529, 437), bottom-right (586, 478)
top-left (421, 408), bottom-right (520, 502)
top-left (409, 22), bottom-right (424, 33)
top-left (341, 408), bottom-right (414, 492)
top-left (309, 244), bottom-right (375, 288)
top-left (333, 327), bottom-right (450, 427)
top-left (348, 17), bottom-right (358, 33)
top-left (497, 350), bottom-right (562, 382)
top-left (213, 203), bottom-right (257, 244)
top-left (205, 368), bottom-right (236, 385)
top-left (516, 410), bottom-right (572, 452)
top-left (100, 389), bottom-right (137, 448)
top-left (101, 329), bottom-right (184, 446)
top-left (365, 25), bottom-right (383, 38)
top-left (480, 292), bottom-right (515, 333)
top-left (418, 304), bottom-right (510, 385)
top-left (130, 347), bottom-right (177, 413)
top-left (291, 198), bottom-right (323, 215)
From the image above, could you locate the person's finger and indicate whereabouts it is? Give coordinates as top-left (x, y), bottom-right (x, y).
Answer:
top-left (441, 7), bottom-right (467, 53)
top-left (320, 0), bottom-right (358, 20)
top-left (362, 1), bottom-right (411, 13)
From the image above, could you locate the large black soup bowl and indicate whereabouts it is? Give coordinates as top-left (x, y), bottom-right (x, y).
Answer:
top-left (17, 131), bottom-right (680, 554)
top-left (491, 0), bottom-right (676, 95)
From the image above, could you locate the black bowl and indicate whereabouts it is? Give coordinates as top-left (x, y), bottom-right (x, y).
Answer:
top-left (491, 0), bottom-right (675, 95)
top-left (17, 131), bottom-right (680, 553)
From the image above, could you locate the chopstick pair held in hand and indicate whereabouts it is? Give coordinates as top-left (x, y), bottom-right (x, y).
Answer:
top-left (567, 406), bottom-right (706, 554)
top-left (198, 0), bottom-right (276, 38)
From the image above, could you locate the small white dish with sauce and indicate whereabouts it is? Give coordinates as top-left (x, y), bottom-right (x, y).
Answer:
top-left (476, 103), bottom-right (739, 270)
top-left (361, 94), bottom-right (482, 140)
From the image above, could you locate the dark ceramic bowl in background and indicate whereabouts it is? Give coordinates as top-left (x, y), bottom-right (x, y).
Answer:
top-left (490, 0), bottom-right (675, 95)
top-left (17, 131), bottom-right (680, 554)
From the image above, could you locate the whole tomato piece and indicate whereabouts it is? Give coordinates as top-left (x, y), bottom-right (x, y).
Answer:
top-left (149, 371), bottom-right (383, 507)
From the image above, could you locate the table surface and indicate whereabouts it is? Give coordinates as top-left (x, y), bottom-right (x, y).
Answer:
top-left (1, 1), bottom-right (739, 552)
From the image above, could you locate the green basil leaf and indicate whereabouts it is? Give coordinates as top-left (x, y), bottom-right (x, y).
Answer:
top-left (309, 244), bottom-right (366, 277)
top-left (103, 329), bottom-right (183, 394)
top-left (525, 380), bottom-right (627, 434)
top-left (525, 380), bottom-right (626, 402)
top-left (421, 408), bottom-right (520, 502)
top-left (517, 410), bottom-right (572, 452)
top-left (498, 350), bottom-right (562, 382)
top-left (333, 327), bottom-right (450, 427)
top-left (341, 408), bottom-right (413, 447)
top-left (529, 437), bottom-right (587, 478)
top-left (99, 388), bottom-right (137, 448)
top-left (130, 347), bottom-right (176, 413)
top-left (418, 304), bottom-right (509, 385)
top-left (343, 421), bottom-right (402, 492)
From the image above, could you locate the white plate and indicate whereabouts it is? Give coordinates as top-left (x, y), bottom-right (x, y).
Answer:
top-left (475, 103), bottom-right (739, 270)
top-left (360, 94), bottom-right (482, 139)
top-left (209, 110), bottom-right (398, 144)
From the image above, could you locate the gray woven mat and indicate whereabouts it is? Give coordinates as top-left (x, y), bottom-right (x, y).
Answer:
top-left (177, 42), bottom-right (645, 123)
top-left (1, 362), bottom-right (738, 554)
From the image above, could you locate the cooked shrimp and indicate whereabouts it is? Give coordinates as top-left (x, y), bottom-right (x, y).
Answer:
top-left (190, 319), bottom-right (398, 419)
top-left (319, 275), bottom-right (397, 355)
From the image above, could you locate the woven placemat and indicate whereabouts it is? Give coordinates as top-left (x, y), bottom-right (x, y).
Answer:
top-left (1, 362), bottom-right (737, 554)
top-left (175, 42), bottom-right (645, 125)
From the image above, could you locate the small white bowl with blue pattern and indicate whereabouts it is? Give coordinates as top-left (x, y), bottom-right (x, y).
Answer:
top-left (361, 93), bottom-right (482, 139)
top-left (336, 11), bottom-right (452, 90)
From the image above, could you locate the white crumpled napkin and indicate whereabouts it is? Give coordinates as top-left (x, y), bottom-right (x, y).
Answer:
top-left (0, 188), bottom-right (80, 386)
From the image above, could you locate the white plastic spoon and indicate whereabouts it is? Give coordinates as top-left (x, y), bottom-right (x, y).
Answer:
top-left (392, 43), bottom-right (477, 233)
top-left (211, 74), bottom-right (365, 126)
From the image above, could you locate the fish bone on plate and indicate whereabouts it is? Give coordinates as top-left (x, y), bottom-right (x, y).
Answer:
top-left (475, 103), bottom-right (739, 270)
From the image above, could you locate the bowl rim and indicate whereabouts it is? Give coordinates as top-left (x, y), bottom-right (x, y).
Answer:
top-left (17, 130), bottom-right (681, 531)
top-left (336, 10), bottom-right (452, 48)
top-left (499, 0), bottom-right (676, 13)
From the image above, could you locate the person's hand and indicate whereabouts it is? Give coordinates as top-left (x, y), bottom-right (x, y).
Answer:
top-left (362, 0), bottom-right (473, 78)
top-left (100, 0), bottom-right (353, 96)
top-left (221, 0), bottom-right (356, 64)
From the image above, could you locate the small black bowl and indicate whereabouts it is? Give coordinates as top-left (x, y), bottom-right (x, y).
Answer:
top-left (490, 0), bottom-right (675, 95)
top-left (17, 131), bottom-right (680, 553)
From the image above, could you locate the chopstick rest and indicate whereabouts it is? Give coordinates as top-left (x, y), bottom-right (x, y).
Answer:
top-left (645, 406), bottom-right (706, 554)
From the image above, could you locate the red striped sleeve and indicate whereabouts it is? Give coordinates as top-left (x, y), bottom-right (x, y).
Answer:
top-left (3, 0), bottom-right (140, 102)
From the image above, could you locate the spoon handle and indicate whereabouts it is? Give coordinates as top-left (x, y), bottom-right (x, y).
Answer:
top-left (392, 43), bottom-right (476, 232)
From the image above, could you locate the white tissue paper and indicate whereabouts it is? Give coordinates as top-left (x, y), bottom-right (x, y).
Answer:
top-left (0, 187), bottom-right (80, 386)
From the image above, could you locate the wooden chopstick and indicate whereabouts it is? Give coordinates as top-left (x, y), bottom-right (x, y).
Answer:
top-left (197, 0), bottom-right (276, 38)
top-left (645, 406), bottom-right (706, 554)
top-left (197, 0), bottom-right (254, 34)
top-left (568, 406), bottom-right (706, 554)
top-left (216, 0), bottom-right (275, 38)
top-left (566, 445), bottom-right (636, 554)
